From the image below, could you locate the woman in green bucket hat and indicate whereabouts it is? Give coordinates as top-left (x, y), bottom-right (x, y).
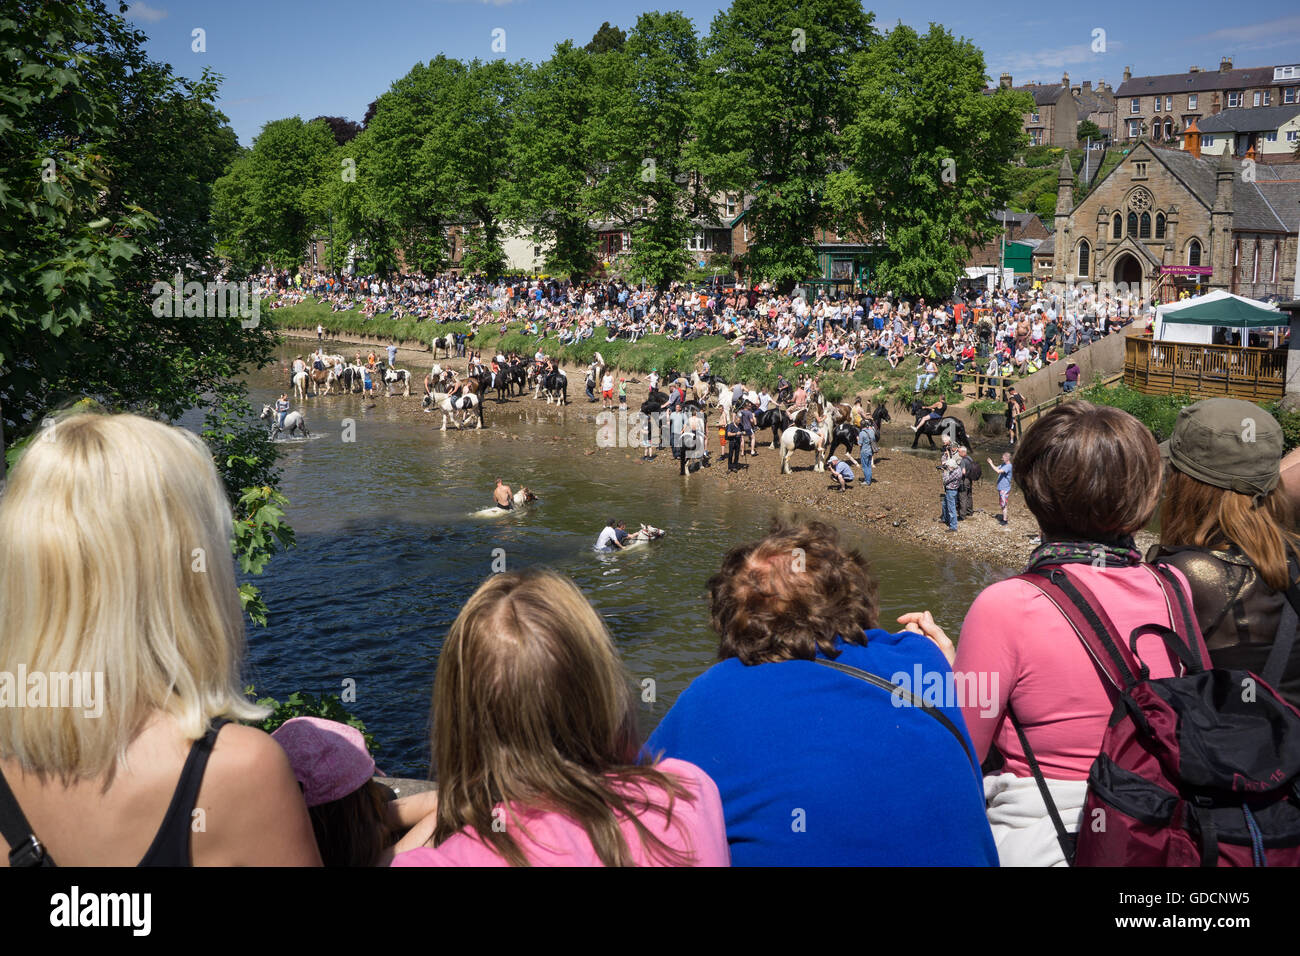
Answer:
top-left (1151, 397), bottom-right (1300, 708)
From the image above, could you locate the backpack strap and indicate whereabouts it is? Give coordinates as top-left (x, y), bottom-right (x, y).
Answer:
top-left (1146, 562), bottom-right (1209, 673)
top-left (1015, 567), bottom-right (1142, 691)
top-left (813, 657), bottom-right (980, 780)
top-left (1006, 707), bottom-right (1077, 866)
top-left (0, 768), bottom-right (55, 868)
top-left (1262, 554), bottom-right (1300, 689)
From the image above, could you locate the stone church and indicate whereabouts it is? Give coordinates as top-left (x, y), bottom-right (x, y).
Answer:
top-left (1044, 136), bottom-right (1300, 301)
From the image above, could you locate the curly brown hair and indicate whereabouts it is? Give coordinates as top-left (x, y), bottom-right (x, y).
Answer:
top-left (708, 519), bottom-right (879, 665)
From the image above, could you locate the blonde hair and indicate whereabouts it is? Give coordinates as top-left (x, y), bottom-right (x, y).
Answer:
top-left (431, 569), bottom-right (694, 866)
top-left (0, 412), bottom-right (266, 781)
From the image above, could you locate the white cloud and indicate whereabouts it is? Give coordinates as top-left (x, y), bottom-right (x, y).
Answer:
top-left (989, 41), bottom-right (1123, 83)
top-left (126, 1), bottom-right (169, 23)
top-left (1195, 15), bottom-right (1300, 52)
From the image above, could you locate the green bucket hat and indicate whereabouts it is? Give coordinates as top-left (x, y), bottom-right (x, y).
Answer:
top-left (1159, 398), bottom-right (1282, 498)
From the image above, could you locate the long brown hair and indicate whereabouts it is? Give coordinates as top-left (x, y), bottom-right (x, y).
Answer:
top-left (309, 778), bottom-right (393, 867)
top-left (430, 569), bottom-right (695, 866)
top-left (1160, 467), bottom-right (1300, 591)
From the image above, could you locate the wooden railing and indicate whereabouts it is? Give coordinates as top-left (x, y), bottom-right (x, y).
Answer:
top-left (953, 369), bottom-right (1019, 400)
top-left (1017, 372), bottom-right (1123, 435)
top-left (1124, 337), bottom-right (1286, 402)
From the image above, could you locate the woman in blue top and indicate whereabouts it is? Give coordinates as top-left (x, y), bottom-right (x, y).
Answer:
top-left (647, 520), bottom-right (997, 867)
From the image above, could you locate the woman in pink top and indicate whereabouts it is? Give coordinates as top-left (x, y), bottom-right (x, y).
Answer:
top-left (391, 569), bottom-right (728, 868)
top-left (906, 403), bottom-right (1187, 866)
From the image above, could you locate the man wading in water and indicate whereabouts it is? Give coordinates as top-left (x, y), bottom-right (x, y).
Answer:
top-left (493, 478), bottom-right (514, 511)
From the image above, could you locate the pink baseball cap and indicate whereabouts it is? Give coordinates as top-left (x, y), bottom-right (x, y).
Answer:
top-left (271, 717), bottom-right (376, 808)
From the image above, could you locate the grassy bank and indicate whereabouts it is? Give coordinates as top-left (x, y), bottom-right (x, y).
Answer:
top-left (268, 297), bottom-right (961, 408)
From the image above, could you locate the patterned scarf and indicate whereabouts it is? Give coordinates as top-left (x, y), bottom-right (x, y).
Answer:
top-left (1024, 537), bottom-right (1143, 573)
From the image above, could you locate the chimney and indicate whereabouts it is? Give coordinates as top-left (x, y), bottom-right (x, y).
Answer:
top-left (1189, 65), bottom-right (1201, 73)
top-left (1220, 57), bottom-right (1233, 73)
top-left (1123, 66), bottom-right (1132, 82)
top-left (1184, 118), bottom-right (1201, 159)
top-left (999, 72), bottom-right (1012, 89)
top-left (1082, 80), bottom-right (1092, 92)
top-left (1062, 71), bottom-right (1070, 87)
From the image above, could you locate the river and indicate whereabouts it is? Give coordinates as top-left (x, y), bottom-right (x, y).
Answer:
top-left (241, 341), bottom-right (1008, 776)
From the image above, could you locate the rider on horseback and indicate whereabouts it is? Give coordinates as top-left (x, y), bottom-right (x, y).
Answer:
top-left (275, 394), bottom-right (290, 429)
top-left (912, 397), bottom-right (947, 433)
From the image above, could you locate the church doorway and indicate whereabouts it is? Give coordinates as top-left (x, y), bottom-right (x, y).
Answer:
top-left (1113, 253), bottom-right (1144, 298)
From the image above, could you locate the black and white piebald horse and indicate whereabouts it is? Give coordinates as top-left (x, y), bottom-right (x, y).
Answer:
top-left (382, 365), bottom-right (412, 397)
top-left (428, 390), bottom-right (483, 430)
top-left (536, 369), bottom-right (567, 405)
top-left (431, 334), bottom-right (457, 359)
top-left (779, 424), bottom-right (827, 474)
top-left (260, 403), bottom-right (310, 440)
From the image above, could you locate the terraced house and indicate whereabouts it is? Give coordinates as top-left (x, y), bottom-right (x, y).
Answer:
top-left (995, 72), bottom-right (1078, 147)
top-left (1114, 58), bottom-right (1300, 144)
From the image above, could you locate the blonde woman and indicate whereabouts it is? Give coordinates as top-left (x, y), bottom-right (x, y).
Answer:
top-left (0, 412), bottom-right (320, 867)
top-left (392, 569), bottom-right (728, 867)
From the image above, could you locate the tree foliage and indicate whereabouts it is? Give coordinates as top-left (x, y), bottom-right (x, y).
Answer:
top-left (696, 0), bottom-right (876, 291)
top-left (1, 0), bottom-right (288, 622)
top-left (828, 24), bottom-right (1031, 300)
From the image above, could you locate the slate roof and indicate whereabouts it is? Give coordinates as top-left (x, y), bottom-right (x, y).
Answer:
top-left (1144, 145), bottom-right (1295, 233)
top-left (1197, 105), bottom-right (1300, 133)
top-left (1116, 65), bottom-right (1283, 97)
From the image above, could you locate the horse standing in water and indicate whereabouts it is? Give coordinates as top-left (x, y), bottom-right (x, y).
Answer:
top-left (260, 404), bottom-right (310, 440)
top-left (909, 399), bottom-right (971, 449)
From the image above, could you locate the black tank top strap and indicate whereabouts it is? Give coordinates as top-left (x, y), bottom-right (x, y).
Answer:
top-left (138, 718), bottom-right (230, 867)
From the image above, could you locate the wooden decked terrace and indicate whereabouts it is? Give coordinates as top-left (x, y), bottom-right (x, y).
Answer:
top-left (1123, 336), bottom-right (1286, 402)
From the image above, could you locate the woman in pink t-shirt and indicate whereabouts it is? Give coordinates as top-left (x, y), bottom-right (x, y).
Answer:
top-left (392, 569), bottom-right (728, 868)
top-left (904, 402), bottom-right (1188, 866)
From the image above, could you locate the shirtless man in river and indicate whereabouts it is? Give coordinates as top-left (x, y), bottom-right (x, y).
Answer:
top-left (493, 478), bottom-right (514, 511)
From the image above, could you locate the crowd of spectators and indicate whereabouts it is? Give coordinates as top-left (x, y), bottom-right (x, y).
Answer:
top-left (256, 269), bottom-right (1148, 388)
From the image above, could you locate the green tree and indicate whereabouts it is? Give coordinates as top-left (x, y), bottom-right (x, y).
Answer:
top-left (422, 59), bottom-right (522, 276)
top-left (600, 11), bottom-right (703, 288)
top-left (696, 0), bottom-right (876, 290)
top-left (503, 44), bottom-right (606, 278)
top-left (1077, 119), bottom-right (1102, 142)
top-left (211, 117), bottom-right (335, 272)
top-left (585, 21), bottom-right (627, 54)
top-left (828, 24), bottom-right (1031, 300)
top-left (1, 0), bottom-right (288, 623)
top-left (364, 56), bottom-right (466, 272)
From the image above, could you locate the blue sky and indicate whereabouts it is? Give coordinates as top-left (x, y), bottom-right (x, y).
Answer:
top-left (123, 0), bottom-right (1300, 146)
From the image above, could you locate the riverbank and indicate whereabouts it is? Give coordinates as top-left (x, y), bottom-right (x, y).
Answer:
top-left (268, 297), bottom-right (963, 408)
top-left (279, 327), bottom-right (1112, 569)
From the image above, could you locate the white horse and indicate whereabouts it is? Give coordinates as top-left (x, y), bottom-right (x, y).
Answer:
top-left (292, 371), bottom-right (309, 401)
top-left (260, 403), bottom-right (310, 440)
top-left (429, 390), bottom-right (481, 430)
top-left (470, 487), bottom-right (538, 518)
top-left (620, 523), bottom-right (667, 549)
top-left (688, 372), bottom-right (711, 404)
top-left (779, 425), bottom-right (826, 474)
